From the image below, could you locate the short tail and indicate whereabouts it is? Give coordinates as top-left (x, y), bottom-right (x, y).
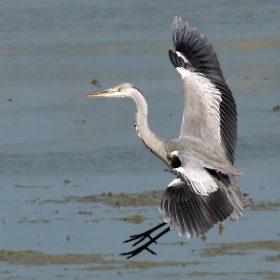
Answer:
top-left (227, 175), bottom-right (251, 220)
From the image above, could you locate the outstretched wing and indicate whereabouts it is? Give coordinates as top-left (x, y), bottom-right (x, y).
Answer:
top-left (159, 173), bottom-right (250, 238)
top-left (159, 174), bottom-right (247, 238)
top-left (169, 16), bottom-right (237, 164)
top-left (169, 52), bottom-right (224, 155)
top-left (159, 177), bottom-right (233, 238)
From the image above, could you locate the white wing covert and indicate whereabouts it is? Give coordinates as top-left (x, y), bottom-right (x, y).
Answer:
top-left (169, 150), bottom-right (241, 196)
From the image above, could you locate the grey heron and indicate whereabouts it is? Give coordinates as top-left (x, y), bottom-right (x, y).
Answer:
top-left (86, 16), bottom-right (250, 259)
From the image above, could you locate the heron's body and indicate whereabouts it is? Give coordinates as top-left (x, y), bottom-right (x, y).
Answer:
top-left (87, 16), bottom-right (250, 255)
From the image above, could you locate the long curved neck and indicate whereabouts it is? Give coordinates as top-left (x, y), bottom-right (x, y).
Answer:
top-left (131, 92), bottom-right (167, 163)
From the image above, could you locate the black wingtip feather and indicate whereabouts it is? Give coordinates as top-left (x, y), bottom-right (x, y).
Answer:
top-left (169, 50), bottom-right (195, 73)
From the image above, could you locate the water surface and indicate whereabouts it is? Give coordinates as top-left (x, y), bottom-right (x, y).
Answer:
top-left (0, 1), bottom-right (280, 279)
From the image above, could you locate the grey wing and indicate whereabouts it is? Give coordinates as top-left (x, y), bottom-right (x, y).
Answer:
top-left (159, 178), bottom-right (233, 238)
top-left (169, 16), bottom-right (237, 164)
top-left (169, 53), bottom-right (224, 155)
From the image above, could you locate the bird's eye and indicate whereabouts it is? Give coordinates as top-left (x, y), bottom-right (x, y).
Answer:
top-left (117, 87), bottom-right (122, 92)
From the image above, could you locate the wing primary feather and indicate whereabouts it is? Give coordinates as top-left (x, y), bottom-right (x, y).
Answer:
top-left (159, 179), bottom-right (235, 238)
top-left (175, 202), bottom-right (186, 236)
top-left (168, 200), bottom-right (177, 230)
top-left (180, 201), bottom-right (195, 238)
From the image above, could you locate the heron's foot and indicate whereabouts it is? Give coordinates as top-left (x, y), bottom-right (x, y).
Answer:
top-left (120, 242), bottom-right (157, 259)
top-left (123, 230), bottom-right (157, 247)
top-left (120, 223), bottom-right (170, 259)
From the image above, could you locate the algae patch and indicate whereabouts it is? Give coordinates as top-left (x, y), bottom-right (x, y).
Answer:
top-left (121, 215), bottom-right (145, 224)
top-left (40, 190), bottom-right (164, 208)
top-left (251, 200), bottom-right (280, 211)
top-left (188, 271), bottom-right (228, 277)
top-left (15, 184), bottom-right (52, 189)
top-left (0, 250), bottom-right (197, 271)
top-left (265, 254), bottom-right (280, 262)
top-left (0, 250), bottom-right (110, 266)
top-left (202, 240), bottom-right (280, 257)
top-left (85, 259), bottom-right (199, 271)
top-left (245, 271), bottom-right (280, 280)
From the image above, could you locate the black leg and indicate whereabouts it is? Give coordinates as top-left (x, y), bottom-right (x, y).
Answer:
top-left (123, 222), bottom-right (167, 246)
top-left (120, 222), bottom-right (170, 259)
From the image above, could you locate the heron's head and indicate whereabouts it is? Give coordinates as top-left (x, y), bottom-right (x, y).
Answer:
top-left (86, 83), bottom-right (142, 98)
